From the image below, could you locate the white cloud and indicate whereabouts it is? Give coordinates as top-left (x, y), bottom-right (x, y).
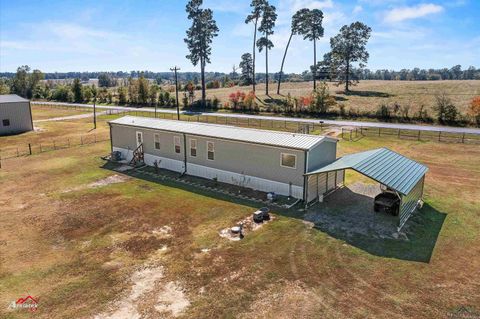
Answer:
top-left (353, 5), bottom-right (363, 14)
top-left (384, 3), bottom-right (444, 23)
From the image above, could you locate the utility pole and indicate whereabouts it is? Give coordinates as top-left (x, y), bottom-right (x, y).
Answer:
top-left (170, 66), bottom-right (180, 121)
top-left (93, 95), bottom-right (97, 129)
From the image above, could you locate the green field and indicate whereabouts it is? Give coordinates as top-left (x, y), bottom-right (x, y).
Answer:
top-left (0, 108), bottom-right (479, 318)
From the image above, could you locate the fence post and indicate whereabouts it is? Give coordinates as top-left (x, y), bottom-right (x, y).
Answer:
top-left (53, 141), bottom-right (56, 150)
top-left (16, 148), bottom-right (19, 157)
top-left (378, 128), bottom-right (381, 136)
top-left (438, 131), bottom-right (441, 142)
top-left (397, 129), bottom-right (401, 138)
top-left (417, 130), bottom-right (421, 141)
top-left (40, 143), bottom-right (42, 152)
top-left (94, 134), bottom-right (97, 143)
top-left (28, 143), bottom-right (32, 155)
top-left (341, 128), bottom-right (344, 139)
top-left (462, 133), bottom-right (465, 143)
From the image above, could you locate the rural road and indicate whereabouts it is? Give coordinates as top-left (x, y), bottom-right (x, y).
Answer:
top-left (32, 101), bottom-right (480, 135)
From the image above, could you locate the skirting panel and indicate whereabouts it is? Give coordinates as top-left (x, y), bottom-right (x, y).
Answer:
top-left (112, 147), bottom-right (304, 199)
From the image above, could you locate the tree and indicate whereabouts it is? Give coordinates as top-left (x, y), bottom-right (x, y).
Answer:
top-left (245, 0), bottom-right (266, 93)
top-left (330, 22), bottom-right (371, 92)
top-left (256, 2), bottom-right (277, 95)
top-left (277, 9), bottom-right (305, 94)
top-left (239, 53), bottom-right (254, 86)
top-left (434, 91), bottom-right (458, 123)
top-left (184, 0), bottom-right (219, 109)
top-left (72, 78), bottom-right (83, 103)
top-left (299, 9), bottom-right (324, 91)
top-left (138, 75), bottom-right (149, 105)
top-left (98, 73), bottom-right (115, 87)
top-left (11, 65), bottom-right (44, 98)
top-left (118, 86), bottom-right (127, 105)
top-left (468, 96), bottom-right (480, 126)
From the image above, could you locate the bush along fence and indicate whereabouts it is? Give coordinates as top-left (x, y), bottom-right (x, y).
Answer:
top-left (341, 127), bottom-right (480, 144)
top-left (0, 133), bottom-right (110, 168)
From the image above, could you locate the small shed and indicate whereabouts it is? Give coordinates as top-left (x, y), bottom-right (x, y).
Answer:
top-left (0, 94), bottom-right (33, 135)
top-left (305, 148), bottom-right (428, 230)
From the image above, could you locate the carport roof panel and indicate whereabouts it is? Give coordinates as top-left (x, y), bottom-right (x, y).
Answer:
top-left (306, 148), bottom-right (428, 195)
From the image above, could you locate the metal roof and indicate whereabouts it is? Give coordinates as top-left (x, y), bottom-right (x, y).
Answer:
top-left (110, 116), bottom-right (334, 150)
top-left (306, 147), bottom-right (428, 195)
top-left (0, 94), bottom-right (29, 103)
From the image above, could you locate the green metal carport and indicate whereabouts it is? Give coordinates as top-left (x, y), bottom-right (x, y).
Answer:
top-left (305, 147), bottom-right (428, 230)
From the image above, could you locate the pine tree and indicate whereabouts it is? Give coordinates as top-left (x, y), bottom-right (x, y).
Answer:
top-left (184, 0), bottom-right (219, 109)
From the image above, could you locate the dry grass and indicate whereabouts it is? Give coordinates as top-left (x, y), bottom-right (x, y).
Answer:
top-left (0, 108), bottom-right (479, 318)
top-left (32, 105), bottom-right (89, 120)
top-left (199, 80), bottom-right (480, 118)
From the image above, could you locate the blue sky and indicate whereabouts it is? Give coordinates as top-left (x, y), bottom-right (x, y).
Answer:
top-left (0, 0), bottom-right (479, 73)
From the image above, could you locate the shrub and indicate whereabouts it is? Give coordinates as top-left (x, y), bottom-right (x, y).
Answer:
top-left (312, 83), bottom-right (336, 114)
top-left (468, 96), bottom-right (480, 126)
top-left (376, 104), bottom-right (391, 119)
top-left (212, 96), bottom-right (220, 110)
top-left (229, 91), bottom-right (246, 110)
top-left (433, 92), bottom-right (458, 123)
top-left (182, 92), bottom-right (189, 108)
top-left (243, 91), bottom-right (255, 110)
top-left (338, 104), bottom-right (346, 117)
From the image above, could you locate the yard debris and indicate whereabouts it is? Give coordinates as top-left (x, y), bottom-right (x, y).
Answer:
top-left (219, 211), bottom-right (275, 241)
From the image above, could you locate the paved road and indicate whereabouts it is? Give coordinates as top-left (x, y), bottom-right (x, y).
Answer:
top-left (32, 101), bottom-right (480, 135)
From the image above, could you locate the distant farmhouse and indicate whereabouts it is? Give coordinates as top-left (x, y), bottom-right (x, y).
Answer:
top-left (109, 116), bottom-right (427, 230)
top-left (0, 94), bottom-right (33, 135)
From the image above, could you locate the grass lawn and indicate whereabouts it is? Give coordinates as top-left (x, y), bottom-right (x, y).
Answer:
top-left (0, 109), bottom-right (479, 318)
top-left (31, 105), bottom-right (90, 120)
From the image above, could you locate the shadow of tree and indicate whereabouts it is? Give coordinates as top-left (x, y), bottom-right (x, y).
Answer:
top-left (102, 162), bottom-right (445, 263)
top-left (343, 90), bottom-right (394, 98)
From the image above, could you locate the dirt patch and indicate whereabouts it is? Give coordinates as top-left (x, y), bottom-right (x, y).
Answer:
top-left (219, 212), bottom-right (275, 241)
top-left (89, 174), bottom-right (130, 188)
top-left (154, 281), bottom-right (191, 317)
top-left (94, 266), bottom-right (165, 319)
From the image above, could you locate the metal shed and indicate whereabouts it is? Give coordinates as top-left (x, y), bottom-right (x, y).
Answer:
top-left (0, 94), bottom-right (33, 135)
top-left (305, 148), bottom-right (428, 230)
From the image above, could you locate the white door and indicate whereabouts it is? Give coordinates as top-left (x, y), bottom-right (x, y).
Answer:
top-left (136, 131), bottom-right (143, 147)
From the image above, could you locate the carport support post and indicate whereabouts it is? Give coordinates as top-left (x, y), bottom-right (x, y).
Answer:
top-left (28, 144), bottom-right (32, 155)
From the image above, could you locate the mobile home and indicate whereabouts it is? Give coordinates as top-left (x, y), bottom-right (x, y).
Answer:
top-left (109, 116), bottom-right (339, 200)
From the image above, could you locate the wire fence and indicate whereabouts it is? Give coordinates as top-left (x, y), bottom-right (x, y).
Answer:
top-left (0, 133), bottom-right (109, 168)
top-left (341, 127), bottom-right (480, 144)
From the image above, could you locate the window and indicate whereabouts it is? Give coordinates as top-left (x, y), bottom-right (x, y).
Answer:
top-left (2, 119), bottom-right (10, 126)
top-left (154, 134), bottom-right (160, 150)
top-left (280, 153), bottom-right (296, 169)
top-left (136, 131), bottom-right (143, 147)
top-left (190, 139), bottom-right (197, 157)
top-left (207, 141), bottom-right (214, 160)
top-left (174, 136), bottom-right (181, 154)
